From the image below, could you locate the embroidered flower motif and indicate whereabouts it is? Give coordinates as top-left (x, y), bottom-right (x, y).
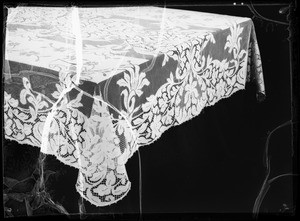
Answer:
top-left (115, 115), bottom-right (130, 136)
top-left (5, 119), bottom-right (13, 136)
top-left (117, 65), bottom-right (150, 114)
top-left (157, 96), bottom-right (168, 114)
top-left (150, 114), bottom-right (162, 139)
top-left (224, 23), bottom-right (244, 58)
top-left (69, 123), bottom-right (82, 140)
top-left (216, 79), bottom-right (227, 99)
top-left (23, 123), bottom-right (33, 136)
top-left (12, 118), bottom-right (25, 140)
top-left (184, 74), bottom-right (199, 108)
top-left (94, 184), bottom-right (111, 197)
top-left (141, 95), bottom-right (156, 112)
top-left (4, 92), bottom-right (19, 108)
top-left (113, 114), bottom-right (134, 144)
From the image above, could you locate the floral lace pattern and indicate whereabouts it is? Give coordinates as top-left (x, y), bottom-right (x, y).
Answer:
top-left (4, 6), bottom-right (265, 207)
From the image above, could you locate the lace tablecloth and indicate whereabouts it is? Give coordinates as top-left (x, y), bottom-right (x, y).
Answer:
top-left (4, 6), bottom-right (265, 207)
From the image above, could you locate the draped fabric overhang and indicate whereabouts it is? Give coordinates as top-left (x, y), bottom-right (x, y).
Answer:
top-left (4, 6), bottom-right (265, 207)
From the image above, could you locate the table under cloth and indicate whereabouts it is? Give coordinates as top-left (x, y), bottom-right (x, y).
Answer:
top-left (4, 6), bottom-right (265, 207)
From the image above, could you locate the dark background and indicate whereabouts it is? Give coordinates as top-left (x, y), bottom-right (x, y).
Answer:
top-left (2, 0), bottom-right (298, 219)
top-left (122, 2), bottom-right (296, 215)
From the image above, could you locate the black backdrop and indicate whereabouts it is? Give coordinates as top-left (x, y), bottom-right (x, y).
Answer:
top-left (120, 2), bottom-right (295, 215)
top-left (2, 1), bottom-right (298, 219)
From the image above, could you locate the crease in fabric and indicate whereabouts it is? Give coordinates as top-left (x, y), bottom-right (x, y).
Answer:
top-left (71, 6), bottom-right (83, 85)
top-left (41, 7), bottom-right (82, 155)
top-left (155, 6), bottom-right (166, 56)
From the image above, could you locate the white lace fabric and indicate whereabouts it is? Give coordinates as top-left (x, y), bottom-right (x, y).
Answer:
top-left (4, 6), bottom-right (265, 207)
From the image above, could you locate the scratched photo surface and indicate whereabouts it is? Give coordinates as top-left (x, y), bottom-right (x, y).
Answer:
top-left (3, 2), bottom-right (295, 218)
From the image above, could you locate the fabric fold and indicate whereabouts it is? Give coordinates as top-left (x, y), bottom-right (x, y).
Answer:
top-left (248, 21), bottom-right (266, 101)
